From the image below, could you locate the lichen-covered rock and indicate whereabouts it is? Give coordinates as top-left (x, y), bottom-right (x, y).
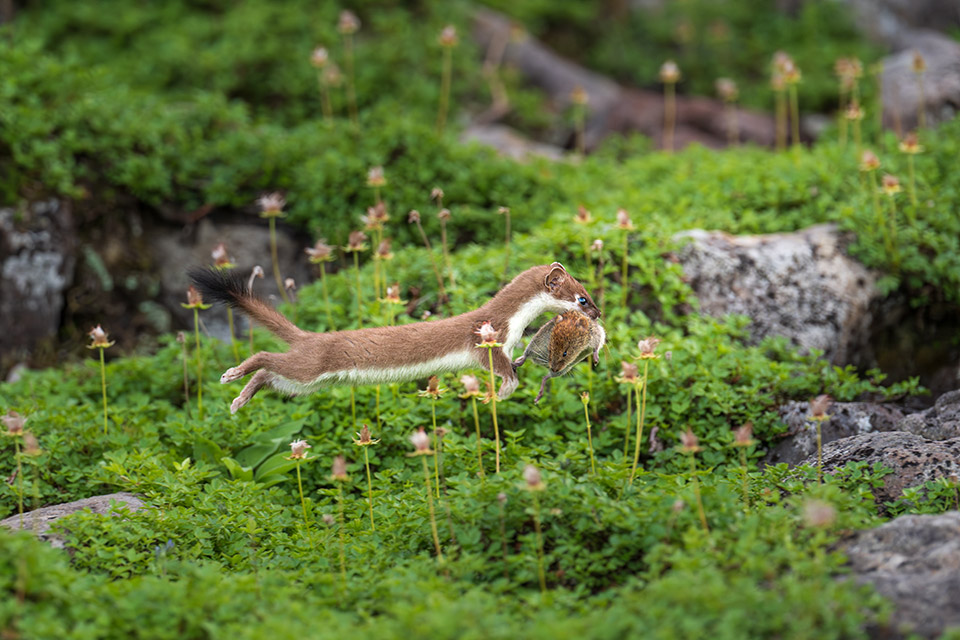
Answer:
top-left (839, 511), bottom-right (960, 638)
top-left (462, 124), bottom-right (565, 161)
top-left (0, 492), bottom-right (145, 548)
top-left (800, 432), bottom-right (960, 504)
top-left (897, 389), bottom-right (960, 440)
top-left (0, 200), bottom-right (76, 364)
top-left (880, 31), bottom-right (960, 132)
top-left (677, 223), bottom-right (878, 363)
top-left (765, 401), bottom-right (906, 466)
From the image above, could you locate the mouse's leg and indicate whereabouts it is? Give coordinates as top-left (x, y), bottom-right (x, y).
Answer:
top-left (534, 375), bottom-right (550, 404)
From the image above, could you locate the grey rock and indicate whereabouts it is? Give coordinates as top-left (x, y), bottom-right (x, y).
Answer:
top-left (0, 200), bottom-right (76, 362)
top-left (839, 511), bottom-right (960, 638)
top-left (765, 401), bottom-right (905, 466)
top-left (150, 216), bottom-right (312, 342)
top-left (800, 432), bottom-right (960, 504)
top-left (461, 124), bottom-right (565, 161)
top-left (880, 31), bottom-right (960, 132)
top-left (896, 389), bottom-right (960, 440)
top-left (0, 492), bottom-right (146, 548)
top-left (677, 223), bottom-right (878, 364)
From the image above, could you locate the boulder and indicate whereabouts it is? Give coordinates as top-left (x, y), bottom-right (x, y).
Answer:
top-left (880, 31), bottom-right (960, 132)
top-left (839, 511), bottom-right (960, 638)
top-left (462, 123), bottom-right (565, 161)
top-left (0, 492), bottom-right (146, 548)
top-left (897, 389), bottom-right (960, 440)
top-left (800, 432), bottom-right (960, 504)
top-left (677, 223), bottom-right (878, 363)
top-left (765, 400), bottom-right (905, 466)
top-left (0, 199), bottom-right (76, 366)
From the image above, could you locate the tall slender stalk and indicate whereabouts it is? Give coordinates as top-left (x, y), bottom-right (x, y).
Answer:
top-left (437, 41), bottom-right (453, 133)
top-left (581, 392), bottom-right (596, 475)
top-left (622, 385), bottom-right (632, 458)
top-left (337, 483), bottom-right (347, 580)
top-left (268, 217), bottom-right (289, 304)
top-left (471, 396), bottom-right (484, 478)
top-left (422, 456), bottom-right (444, 564)
top-left (319, 266), bottom-right (335, 330)
top-left (789, 84), bottom-right (800, 147)
top-left (295, 460), bottom-right (308, 525)
top-left (487, 349), bottom-right (501, 474)
top-left (178, 332), bottom-right (191, 418)
top-left (14, 437), bottom-right (23, 529)
top-left (628, 362), bottom-right (649, 485)
top-left (531, 492), bottom-right (547, 593)
top-left (193, 308), bottom-right (203, 420)
top-left (99, 348), bottom-right (108, 434)
top-left (363, 447), bottom-right (375, 531)
top-left (688, 452), bottom-right (709, 532)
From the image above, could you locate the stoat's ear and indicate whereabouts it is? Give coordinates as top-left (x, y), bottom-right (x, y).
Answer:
top-left (544, 264), bottom-right (567, 291)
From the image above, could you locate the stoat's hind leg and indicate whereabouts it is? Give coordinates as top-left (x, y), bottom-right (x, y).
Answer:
top-left (221, 352), bottom-right (281, 384)
top-left (231, 369), bottom-right (272, 414)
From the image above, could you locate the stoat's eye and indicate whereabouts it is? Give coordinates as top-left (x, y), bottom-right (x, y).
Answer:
top-left (562, 350), bottom-right (568, 358)
top-left (577, 296), bottom-right (587, 305)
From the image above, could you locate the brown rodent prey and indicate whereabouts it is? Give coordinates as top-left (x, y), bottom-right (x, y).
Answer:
top-left (513, 309), bottom-right (606, 403)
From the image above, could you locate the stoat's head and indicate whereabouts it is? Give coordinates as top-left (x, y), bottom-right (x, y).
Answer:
top-left (542, 262), bottom-right (600, 319)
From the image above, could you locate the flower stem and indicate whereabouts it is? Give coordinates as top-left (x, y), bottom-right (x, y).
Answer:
top-left (487, 348), bottom-right (501, 474)
top-left (689, 453), bottom-right (709, 533)
top-left (621, 230), bottom-right (629, 309)
top-left (269, 217), bottom-right (289, 304)
top-left (296, 460), bottom-right (308, 526)
top-left (583, 397), bottom-right (596, 475)
top-left (421, 455), bottom-right (444, 564)
top-left (629, 360), bottom-right (650, 485)
top-left (353, 251), bottom-right (362, 328)
top-left (623, 385), bottom-right (632, 459)
top-left (440, 219), bottom-right (453, 290)
top-left (471, 396), bottom-right (485, 478)
top-left (437, 45), bottom-right (452, 133)
top-left (180, 337), bottom-right (191, 418)
top-left (99, 347), bottom-right (108, 434)
top-left (415, 220), bottom-right (448, 311)
top-left (531, 492), bottom-right (547, 593)
top-left (907, 154), bottom-right (918, 219)
top-left (432, 399), bottom-right (440, 499)
top-left (789, 84), bottom-right (800, 147)
top-left (193, 308), bottom-right (203, 420)
top-left (815, 418), bottom-right (823, 485)
top-left (227, 307), bottom-right (240, 365)
top-left (319, 266), bottom-right (335, 331)
top-left (15, 438), bottom-right (23, 529)
top-left (775, 90), bottom-right (787, 151)
top-left (740, 447), bottom-right (750, 512)
top-left (364, 447), bottom-right (375, 531)
top-left (318, 73), bottom-right (333, 123)
top-left (337, 483), bottom-right (347, 581)
top-left (663, 81), bottom-right (676, 152)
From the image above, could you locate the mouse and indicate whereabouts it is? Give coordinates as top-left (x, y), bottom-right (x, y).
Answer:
top-left (513, 309), bottom-right (605, 403)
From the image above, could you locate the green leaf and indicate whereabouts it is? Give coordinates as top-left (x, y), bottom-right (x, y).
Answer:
top-left (220, 457), bottom-right (253, 482)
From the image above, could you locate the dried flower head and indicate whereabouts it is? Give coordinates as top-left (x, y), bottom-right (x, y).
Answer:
top-left (353, 424), bottom-right (380, 446)
top-left (459, 374), bottom-right (481, 398)
top-left (418, 375), bottom-right (447, 399)
top-left (176, 331), bottom-right (186, 344)
top-left (616, 208), bottom-right (634, 230)
top-left (366, 166), bottom-right (386, 188)
top-left (834, 57), bottom-right (852, 78)
top-left (497, 206), bottom-right (510, 216)
top-left (715, 77), bottom-right (738, 102)
top-left (323, 63), bottom-right (342, 86)
top-left (338, 10), bottom-right (360, 35)
top-left (679, 428), bottom-right (701, 453)
top-left (591, 238), bottom-right (604, 252)
top-left (2, 410), bottom-right (25, 436)
top-left (257, 192), bottom-right (286, 218)
top-left (305, 239), bottom-right (335, 263)
top-left (574, 205), bottom-right (591, 225)
top-left (898, 132), bottom-right (924, 155)
top-left (383, 282), bottom-right (405, 305)
top-left (87, 324), bottom-right (115, 349)
top-left (664, 351), bottom-right (672, 362)
top-left (617, 361), bottom-right (639, 384)
top-left (376, 238), bottom-right (393, 261)
top-left (772, 51), bottom-right (793, 74)
top-left (881, 174), bottom-right (902, 197)
top-left (733, 422), bottom-right (756, 447)
top-left (802, 499), bottom-right (837, 528)
top-left (809, 394), bottom-right (833, 420)
top-left (659, 60), bottom-right (681, 84)
top-left (859, 150), bottom-right (881, 172)
top-left (345, 230), bottom-right (369, 252)
top-left (580, 391), bottom-right (590, 405)
top-left (284, 278), bottom-right (296, 292)
top-left (844, 100), bottom-right (864, 121)
top-left (211, 243), bottom-right (234, 269)
top-left (430, 187), bottom-right (444, 203)
top-left (570, 85), bottom-right (589, 106)
top-left (248, 265), bottom-right (265, 291)
top-left (322, 513), bottom-right (336, 526)
top-left (497, 492), bottom-right (507, 505)
top-left (475, 321), bottom-right (500, 346)
top-left (408, 209), bottom-right (421, 224)
top-left (181, 285), bottom-right (211, 310)
top-left (310, 46), bottom-right (329, 69)
top-left (409, 428), bottom-right (434, 455)
top-left (437, 208), bottom-right (451, 222)
top-left (361, 203), bottom-right (390, 231)
top-left (330, 455), bottom-right (349, 481)
top-left (911, 50), bottom-right (926, 75)
top-left (22, 432), bottom-right (42, 456)
top-left (438, 25), bottom-right (458, 48)
top-left (782, 59), bottom-right (801, 84)
top-left (637, 336), bottom-right (661, 359)
top-left (289, 439), bottom-right (311, 460)
top-left (523, 464), bottom-right (545, 491)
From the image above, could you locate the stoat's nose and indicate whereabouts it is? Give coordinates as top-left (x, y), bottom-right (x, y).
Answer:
top-left (588, 306), bottom-right (601, 320)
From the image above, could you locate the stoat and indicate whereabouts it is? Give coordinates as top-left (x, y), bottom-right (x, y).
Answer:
top-left (189, 262), bottom-right (600, 414)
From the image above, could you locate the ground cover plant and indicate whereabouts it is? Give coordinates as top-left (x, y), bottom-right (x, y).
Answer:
top-left (1, 1), bottom-right (958, 638)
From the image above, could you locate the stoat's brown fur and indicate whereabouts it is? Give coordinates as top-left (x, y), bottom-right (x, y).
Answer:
top-left (190, 262), bottom-right (599, 413)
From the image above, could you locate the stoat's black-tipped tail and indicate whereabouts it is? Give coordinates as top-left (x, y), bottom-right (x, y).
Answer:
top-left (187, 267), bottom-right (305, 344)
top-left (188, 267), bottom-right (247, 308)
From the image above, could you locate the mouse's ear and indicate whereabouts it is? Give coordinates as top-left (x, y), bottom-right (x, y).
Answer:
top-left (544, 264), bottom-right (566, 291)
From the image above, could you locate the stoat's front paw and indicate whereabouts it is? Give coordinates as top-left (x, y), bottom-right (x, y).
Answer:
top-left (497, 376), bottom-right (519, 400)
top-left (221, 367), bottom-right (244, 384)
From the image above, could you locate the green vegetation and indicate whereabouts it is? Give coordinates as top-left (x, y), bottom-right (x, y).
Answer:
top-left (1, 0), bottom-right (957, 637)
